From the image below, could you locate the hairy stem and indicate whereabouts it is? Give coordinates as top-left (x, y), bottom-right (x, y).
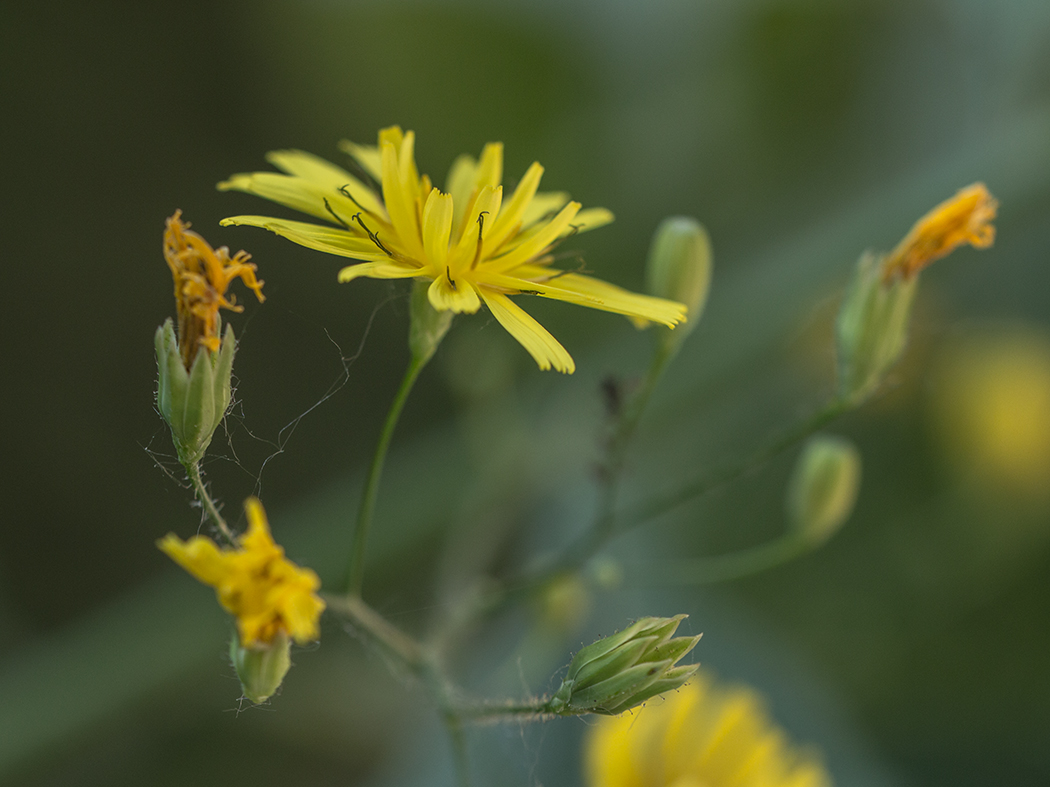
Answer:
top-left (186, 461), bottom-right (236, 545)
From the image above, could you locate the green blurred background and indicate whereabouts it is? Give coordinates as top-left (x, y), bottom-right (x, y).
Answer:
top-left (3, 0), bottom-right (1050, 784)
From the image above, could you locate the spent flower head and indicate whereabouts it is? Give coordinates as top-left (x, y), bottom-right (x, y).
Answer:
top-left (882, 182), bottom-right (997, 282)
top-left (584, 671), bottom-right (832, 787)
top-left (219, 127), bottom-right (687, 373)
top-left (158, 497), bottom-right (324, 648)
top-left (164, 210), bottom-right (265, 370)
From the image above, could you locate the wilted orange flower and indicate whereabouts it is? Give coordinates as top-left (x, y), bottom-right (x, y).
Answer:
top-left (882, 183), bottom-right (997, 281)
top-left (164, 210), bottom-right (265, 369)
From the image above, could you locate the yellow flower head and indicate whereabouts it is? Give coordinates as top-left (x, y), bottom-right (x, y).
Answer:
top-left (219, 127), bottom-right (688, 373)
top-left (882, 182), bottom-right (997, 282)
top-left (164, 210), bottom-right (265, 369)
top-left (584, 671), bottom-right (831, 787)
top-left (158, 498), bottom-right (324, 647)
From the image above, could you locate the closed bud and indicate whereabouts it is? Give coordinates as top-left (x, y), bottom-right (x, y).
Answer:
top-left (547, 615), bottom-right (701, 716)
top-left (409, 279), bottom-right (454, 364)
top-left (835, 251), bottom-right (917, 404)
top-left (230, 630), bottom-right (292, 704)
top-left (645, 217), bottom-right (712, 356)
top-left (155, 318), bottom-right (236, 467)
top-left (787, 436), bottom-right (861, 545)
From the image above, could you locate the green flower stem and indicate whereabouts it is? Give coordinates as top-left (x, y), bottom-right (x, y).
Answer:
top-left (591, 343), bottom-right (674, 546)
top-left (185, 461), bottom-right (236, 546)
top-left (615, 396), bottom-right (850, 535)
top-left (628, 533), bottom-right (812, 586)
top-left (324, 594), bottom-right (548, 787)
top-left (467, 396), bottom-right (851, 623)
top-left (344, 352), bottom-right (428, 596)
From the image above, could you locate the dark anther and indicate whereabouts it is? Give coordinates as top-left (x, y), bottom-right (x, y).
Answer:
top-left (338, 184), bottom-right (370, 214)
top-left (517, 288), bottom-right (541, 296)
top-left (352, 213), bottom-right (392, 256)
top-left (470, 210), bottom-right (490, 270)
top-left (446, 266), bottom-right (457, 290)
top-left (323, 198), bottom-right (351, 229)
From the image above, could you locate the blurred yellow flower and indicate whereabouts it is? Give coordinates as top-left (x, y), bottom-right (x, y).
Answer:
top-left (882, 183), bottom-right (997, 281)
top-left (158, 498), bottom-right (324, 647)
top-left (163, 210), bottom-right (265, 369)
top-left (584, 671), bottom-right (831, 787)
top-left (219, 127), bottom-right (687, 373)
top-left (930, 327), bottom-right (1050, 496)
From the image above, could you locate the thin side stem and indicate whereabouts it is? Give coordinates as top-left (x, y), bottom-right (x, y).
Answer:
top-left (344, 353), bottom-right (427, 596)
top-left (628, 533), bottom-right (812, 586)
top-left (617, 396), bottom-right (849, 533)
top-left (186, 461), bottom-right (236, 545)
top-left (472, 396), bottom-right (850, 619)
top-left (592, 345), bottom-right (673, 544)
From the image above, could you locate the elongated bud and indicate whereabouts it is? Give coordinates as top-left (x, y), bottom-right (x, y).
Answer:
top-left (547, 615), bottom-right (701, 716)
top-left (409, 279), bottom-right (454, 363)
top-left (155, 319), bottom-right (236, 466)
top-left (646, 217), bottom-right (712, 356)
top-left (230, 630), bottom-right (292, 704)
top-left (835, 251), bottom-right (918, 404)
top-left (787, 436), bottom-right (861, 545)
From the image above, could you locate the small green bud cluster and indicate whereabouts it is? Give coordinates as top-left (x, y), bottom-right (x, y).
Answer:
top-left (230, 631), bottom-right (292, 705)
top-left (645, 217), bottom-right (713, 358)
top-left (155, 318), bottom-right (236, 466)
top-left (547, 615), bottom-right (700, 716)
top-left (786, 436), bottom-right (862, 546)
top-left (835, 251), bottom-right (917, 405)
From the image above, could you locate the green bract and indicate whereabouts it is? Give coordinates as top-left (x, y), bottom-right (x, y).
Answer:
top-left (230, 631), bottom-right (292, 705)
top-left (155, 318), bottom-right (236, 466)
top-left (836, 251), bottom-right (918, 405)
top-left (547, 615), bottom-right (701, 716)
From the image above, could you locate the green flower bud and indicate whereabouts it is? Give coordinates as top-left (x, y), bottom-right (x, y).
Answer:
top-left (835, 251), bottom-right (918, 404)
top-left (409, 279), bottom-right (454, 364)
top-left (155, 318), bottom-right (236, 467)
top-left (230, 630), bottom-right (292, 704)
top-left (547, 615), bottom-right (701, 716)
top-left (787, 436), bottom-right (862, 545)
top-left (645, 217), bottom-right (713, 356)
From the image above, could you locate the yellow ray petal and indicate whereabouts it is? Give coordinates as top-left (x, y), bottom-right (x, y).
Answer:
top-left (448, 184), bottom-right (503, 274)
top-left (486, 201), bottom-right (581, 273)
top-left (475, 142), bottom-right (503, 190)
top-left (218, 172), bottom-right (363, 224)
top-left (381, 140), bottom-right (426, 260)
top-left (264, 149), bottom-right (386, 217)
top-left (422, 189), bottom-right (454, 270)
top-left (337, 260), bottom-right (422, 283)
top-left (520, 191), bottom-right (570, 226)
top-left (563, 207), bottom-right (615, 236)
top-left (428, 274), bottom-right (482, 314)
top-left (445, 153), bottom-right (478, 231)
top-left (220, 215), bottom-right (392, 260)
top-left (486, 161), bottom-right (544, 252)
top-left (479, 289), bottom-right (575, 373)
top-left (337, 139), bottom-right (383, 182)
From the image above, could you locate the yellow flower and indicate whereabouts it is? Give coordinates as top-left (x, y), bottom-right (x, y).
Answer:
top-left (930, 327), bottom-right (1050, 497)
top-left (584, 671), bottom-right (831, 787)
top-left (158, 498), bottom-right (324, 647)
top-left (219, 127), bottom-right (687, 373)
top-left (882, 183), bottom-right (997, 281)
top-left (164, 210), bottom-right (265, 369)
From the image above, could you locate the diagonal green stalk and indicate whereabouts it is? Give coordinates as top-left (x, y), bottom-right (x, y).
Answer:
top-left (186, 461), bottom-right (236, 546)
top-left (344, 352), bottom-right (427, 596)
